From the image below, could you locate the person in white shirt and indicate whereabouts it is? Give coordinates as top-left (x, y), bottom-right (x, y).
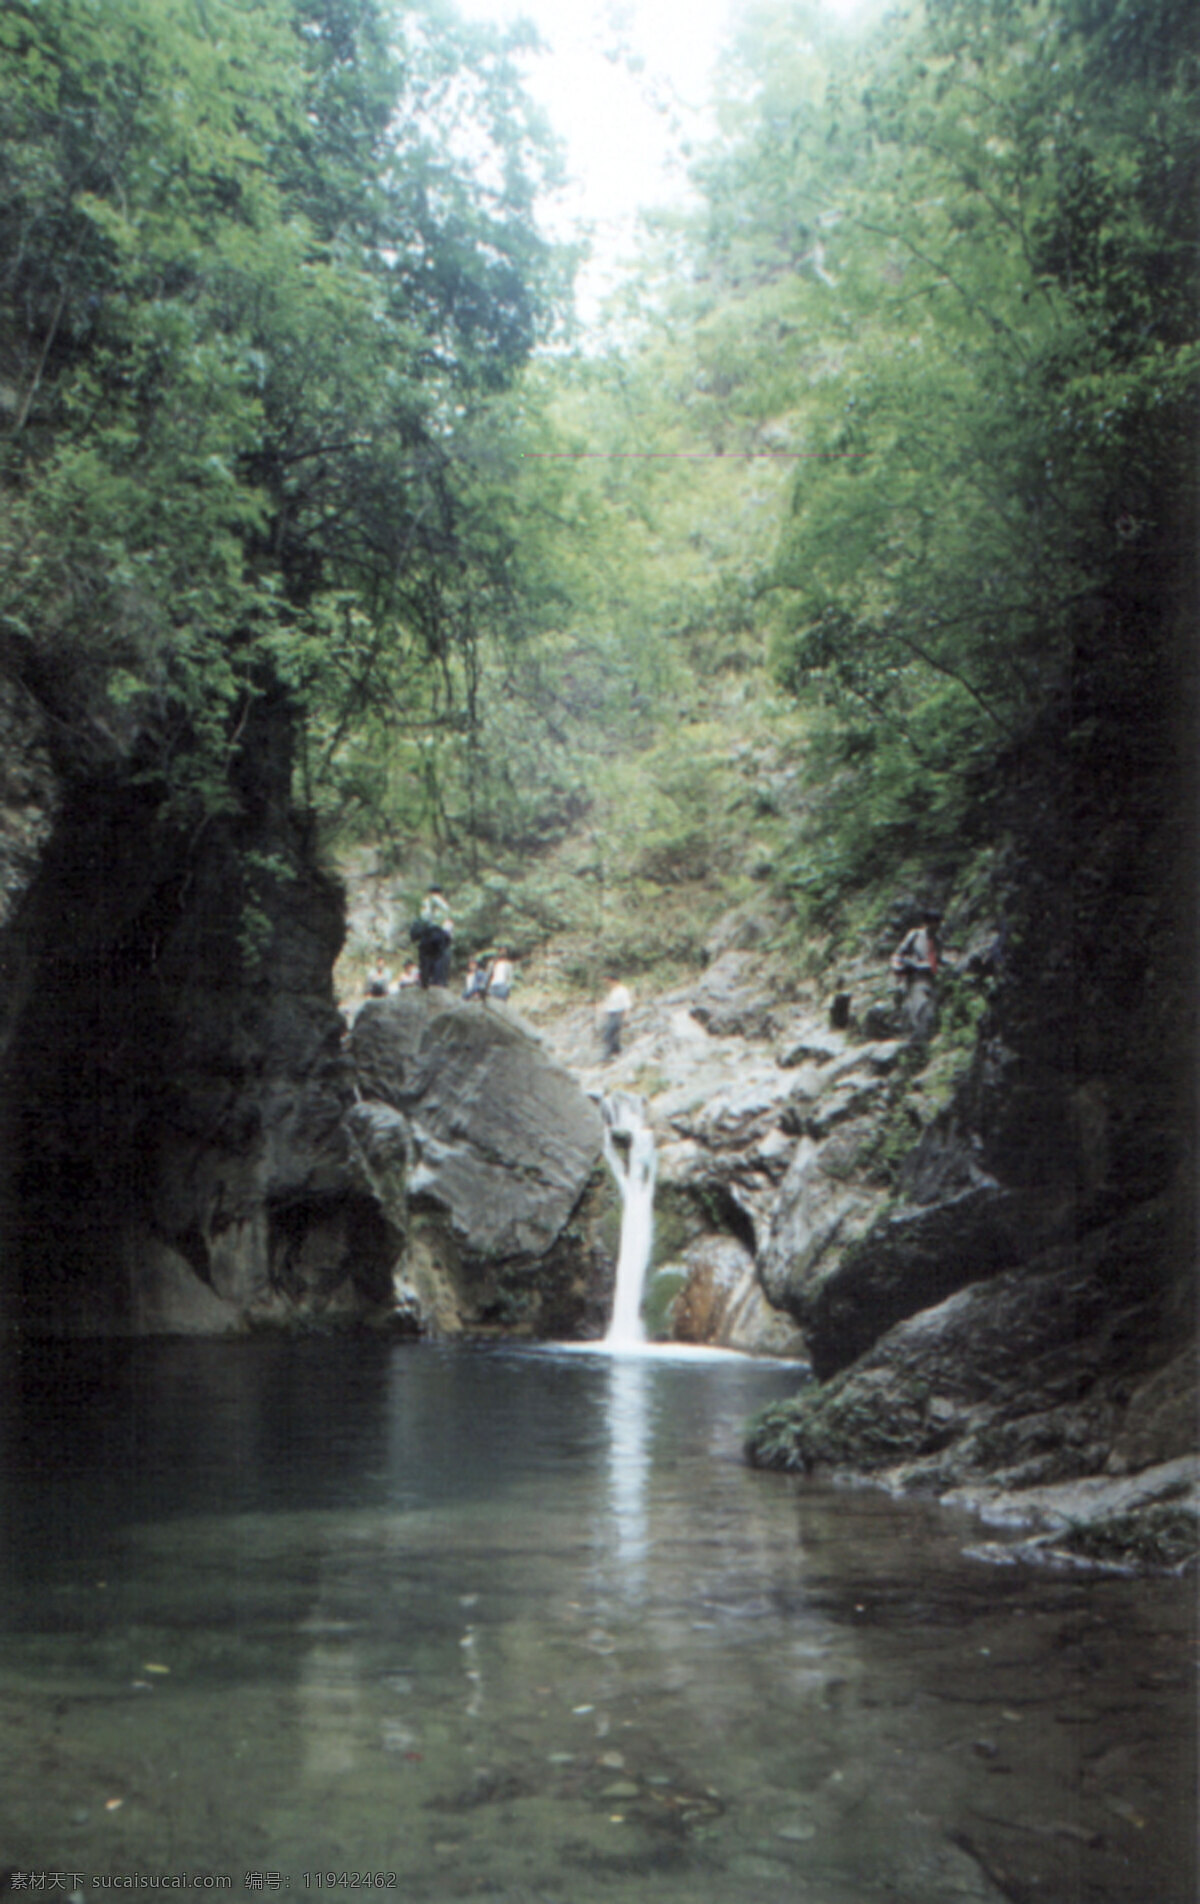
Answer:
top-left (415, 883), bottom-right (454, 987)
top-left (486, 952), bottom-right (513, 1002)
top-left (599, 977), bottom-right (632, 1060)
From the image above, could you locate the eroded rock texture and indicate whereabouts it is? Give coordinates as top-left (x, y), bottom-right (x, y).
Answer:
top-left (0, 691), bottom-right (392, 1335)
top-left (348, 992), bottom-right (612, 1337)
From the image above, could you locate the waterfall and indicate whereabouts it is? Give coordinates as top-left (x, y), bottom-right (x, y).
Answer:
top-left (601, 1092), bottom-right (657, 1348)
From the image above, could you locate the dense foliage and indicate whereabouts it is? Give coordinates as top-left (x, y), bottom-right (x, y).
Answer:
top-left (1, 0), bottom-right (1194, 976)
top-left (683, 0), bottom-right (1199, 908)
top-left (0, 0), bottom-right (564, 821)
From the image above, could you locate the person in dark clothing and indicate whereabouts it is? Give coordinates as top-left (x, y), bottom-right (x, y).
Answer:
top-left (412, 884), bottom-right (454, 988)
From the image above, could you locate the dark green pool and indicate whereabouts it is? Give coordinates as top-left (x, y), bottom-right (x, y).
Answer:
top-left (0, 1337), bottom-right (1193, 1902)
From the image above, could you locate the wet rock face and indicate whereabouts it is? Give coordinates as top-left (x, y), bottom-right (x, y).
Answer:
top-left (0, 695), bottom-right (395, 1336)
top-left (663, 1233), bottom-right (806, 1359)
top-left (747, 1200), bottom-right (1187, 1484)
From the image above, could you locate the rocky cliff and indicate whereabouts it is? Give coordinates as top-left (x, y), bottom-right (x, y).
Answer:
top-left (731, 631), bottom-right (1197, 1563)
top-left (347, 990), bottom-right (613, 1338)
top-left (523, 607), bottom-right (1197, 1563)
top-left (0, 688), bottom-right (613, 1341)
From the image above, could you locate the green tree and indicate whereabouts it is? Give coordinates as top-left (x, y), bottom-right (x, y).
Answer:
top-left (680, 0), bottom-right (1199, 904)
top-left (0, 0), bottom-right (565, 825)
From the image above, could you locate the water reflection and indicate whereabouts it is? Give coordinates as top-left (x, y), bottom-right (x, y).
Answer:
top-left (0, 1338), bottom-right (1192, 1903)
top-left (605, 1354), bottom-right (652, 1599)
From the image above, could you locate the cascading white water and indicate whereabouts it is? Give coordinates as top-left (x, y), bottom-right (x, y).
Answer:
top-left (601, 1092), bottom-right (657, 1348)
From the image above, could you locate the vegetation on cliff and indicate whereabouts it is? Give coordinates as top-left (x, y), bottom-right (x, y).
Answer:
top-left (336, 0), bottom-right (1197, 994)
top-left (2, 0), bottom-right (1193, 984)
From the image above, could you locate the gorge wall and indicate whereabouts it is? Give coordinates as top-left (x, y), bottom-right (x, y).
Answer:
top-left (0, 683), bottom-right (385, 1335)
top-left (734, 605), bottom-right (1198, 1555)
top-left (0, 686), bottom-right (612, 1341)
top-left (0, 562), bottom-right (1193, 1572)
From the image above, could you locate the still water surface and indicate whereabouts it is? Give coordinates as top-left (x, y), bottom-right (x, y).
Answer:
top-left (0, 1338), bottom-right (1194, 1902)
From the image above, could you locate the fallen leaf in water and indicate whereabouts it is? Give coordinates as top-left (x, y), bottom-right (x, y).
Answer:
top-left (142, 1663), bottom-right (170, 1674)
top-left (104, 1798), bottom-right (124, 1812)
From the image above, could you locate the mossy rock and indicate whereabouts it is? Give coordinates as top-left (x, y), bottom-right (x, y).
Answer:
top-left (744, 1373), bottom-right (930, 1472)
top-left (643, 1267), bottom-right (687, 1340)
top-left (1058, 1503), bottom-right (1199, 1571)
top-left (650, 1187), bottom-right (710, 1272)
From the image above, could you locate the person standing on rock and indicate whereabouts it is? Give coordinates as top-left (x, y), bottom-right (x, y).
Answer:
top-left (415, 883), bottom-right (454, 988)
top-left (599, 976), bottom-right (632, 1061)
top-left (891, 906), bottom-right (941, 1041)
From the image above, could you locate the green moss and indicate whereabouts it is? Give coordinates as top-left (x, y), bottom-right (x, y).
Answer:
top-left (745, 1374), bottom-right (931, 1472)
top-left (650, 1189), bottom-right (708, 1271)
top-left (743, 1397), bottom-right (811, 1470)
top-left (643, 1267), bottom-right (686, 1340)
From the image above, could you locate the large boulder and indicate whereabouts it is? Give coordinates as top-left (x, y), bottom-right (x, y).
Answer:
top-left (792, 1180), bottom-right (1075, 1380)
top-left (348, 992), bottom-right (613, 1336)
top-left (746, 1197), bottom-right (1188, 1493)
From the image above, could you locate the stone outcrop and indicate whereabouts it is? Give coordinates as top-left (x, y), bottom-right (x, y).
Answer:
top-left (0, 690), bottom-right (393, 1336)
top-left (347, 992), bottom-right (613, 1337)
top-left (663, 1233), bottom-right (806, 1358)
top-left (747, 1198), bottom-right (1189, 1483)
top-left (0, 687), bottom-right (613, 1341)
top-left (526, 807), bottom-right (1193, 1562)
top-left (735, 635), bottom-right (1197, 1563)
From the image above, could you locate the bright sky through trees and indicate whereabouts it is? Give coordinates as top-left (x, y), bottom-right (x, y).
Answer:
top-left (454, 0), bottom-right (872, 323)
top-left (454, 0), bottom-right (726, 320)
